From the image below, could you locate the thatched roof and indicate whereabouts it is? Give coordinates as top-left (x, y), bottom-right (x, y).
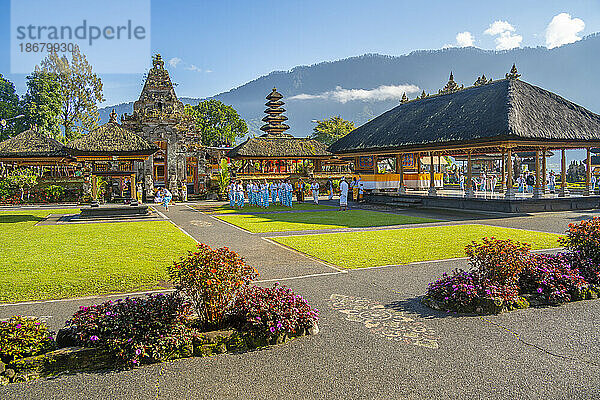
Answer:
top-left (0, 127), bottom-right (71, 159)
top-left (68, 111), bottom-right (157, 156)
top-left (329, 78), bottom-right (600, 155)
top-left (226, 133), bottom-right (331, 159)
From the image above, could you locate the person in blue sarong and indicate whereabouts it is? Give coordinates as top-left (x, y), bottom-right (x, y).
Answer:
top-left (228, 182), bottom-right (235, 208)
top-left (236, 180), bottom-right (245, 208)
top-left (261, 179), bottom-right (269, 208)
top-left (162, 187), bottom-right (172, 211)
top-left (253, 181), bottom-right (260, 207)
top-left (270, 180), bottom-right (278, 204)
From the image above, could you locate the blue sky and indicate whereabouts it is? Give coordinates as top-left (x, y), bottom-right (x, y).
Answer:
top-left (1, 0), bottom-right (599, 106)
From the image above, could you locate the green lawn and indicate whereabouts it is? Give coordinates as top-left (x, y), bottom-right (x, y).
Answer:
top-left (207, 203), bottom-right (335, 214)
top-left (272, 224), bottom-right (562, 269)
top-left (0, 209), bottom-right (196, 303)
top-left (215, 210), bottom-right (439, 233)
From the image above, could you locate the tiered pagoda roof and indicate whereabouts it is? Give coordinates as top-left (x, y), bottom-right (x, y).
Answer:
top-left (68, 110), bottom-right (157, 157)
top-left (260, 88), bottom-right (290, 135)
top-left (227, 88), bottom-right (332, 160)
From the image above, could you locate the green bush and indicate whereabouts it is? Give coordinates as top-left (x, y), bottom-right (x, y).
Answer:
top-left (0, 316), bottom-right (56, 363)
top-left (44, 185), bottom-right (65, 202)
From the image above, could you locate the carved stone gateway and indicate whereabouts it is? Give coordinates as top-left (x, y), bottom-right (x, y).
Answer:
top-left (121, 54), bottom-right (204, 195)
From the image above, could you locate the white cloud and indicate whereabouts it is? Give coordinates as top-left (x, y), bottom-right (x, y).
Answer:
top-left (545, 13), bottom-right (585, 49)
top-left (484, 20), bottom-right (515, 36)
top-left (495, 31), bottom-right (523, 50)
top-left (484, 20), bottom-right (522, 50)
top-left (456, 31), bottom-right (474, 47)
top-left (290, 84), bottom-right (420, 103)
top-left (185, 64), bottom-right (202, 72)
top-left (168, 57), bottom-right (182, 68)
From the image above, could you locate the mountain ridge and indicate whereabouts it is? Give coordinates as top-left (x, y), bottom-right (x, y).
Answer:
top-left (100, 34), bottom-right (600, 139)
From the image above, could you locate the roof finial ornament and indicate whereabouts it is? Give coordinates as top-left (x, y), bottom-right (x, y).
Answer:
top-left (400, 92), bottom-right (409, 103)
top-left (419, 90), bottom-right (429, 99)
top-left (109, 109), bottom-right (118, 123)
top-left (439, 71), bottom-right (463, 94)
top-left (506, 64), bottom-right (521, 80)
top-left (474, 74), bottom-right (490, 86)
top-left (152, 54), bottom-right (165, 70)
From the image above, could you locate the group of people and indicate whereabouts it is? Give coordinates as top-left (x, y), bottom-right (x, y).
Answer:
top-left (227, 179), bottom-right (295, 209)
top-left (457, 170), bottom-right (562, 194)
top-left (226, 178), bottom-right (333, 209)
top-left (516, 171), bottom-right (557, 193)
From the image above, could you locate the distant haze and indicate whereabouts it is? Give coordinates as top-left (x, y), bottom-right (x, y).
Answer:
top-left (100, 33), bottom-right (600, 169)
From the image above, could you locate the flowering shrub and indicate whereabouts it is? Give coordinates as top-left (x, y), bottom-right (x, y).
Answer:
top-left (465, 237), bottom-right (531, 285)
top-left (560, 218), bottom-right (600, 264)
top-left (231, 284), bottom-right (318, 338)
top-left (426, 269), bottom-right (519, 312)
top-left (66, 293), bottom-right (196, 367)
top-left (168, 243), bottom-right (258, 327)
top-left (0, 316), bottom-right (56, 363)
top-left (519, 253), bottom-right (586, 304)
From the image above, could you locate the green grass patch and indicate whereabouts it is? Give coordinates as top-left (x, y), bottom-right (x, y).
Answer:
top-left (215, 210), bottom-right (438, 233)
top-left (207, 203), bottom-right (335, 214)
top-left (0, 209), bottom-right (196, 303)
top-left (272, 224), bottom-right (562, 269)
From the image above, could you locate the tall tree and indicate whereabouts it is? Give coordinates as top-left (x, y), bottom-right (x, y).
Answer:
top-left (39, 47), bottom-right (104, 141)
top-left (310, 116), bottom-right (356, 146)
top-left (22, 70), bottom-right (63, 140)
top-left (0, 74), bottom-right (23, 141)
top-left (185, 100), bottom-right (248, 147)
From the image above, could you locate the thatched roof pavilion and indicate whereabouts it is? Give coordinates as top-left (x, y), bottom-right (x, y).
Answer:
top-left (227, 88), bottom-right (341, 178)
top-left (68, 110), bottom-right (157, 158)
top-left (67, 110), bottom-right (158, 205)
top-left (329, 78), bottom-right (600, 156)
top-left (0, 125), bottom-right (73, 165)
top-left (329, 66), bottom-right (600, 199)
top-left (227, 133), bottom-right (331, 159)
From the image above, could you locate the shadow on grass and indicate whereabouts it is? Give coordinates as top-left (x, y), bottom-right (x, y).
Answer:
top-left (0, 214), bottom-right (43, 224)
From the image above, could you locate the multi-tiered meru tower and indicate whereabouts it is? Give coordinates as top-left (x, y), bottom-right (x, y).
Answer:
top-left (260, 88), bottom-right (290, 135)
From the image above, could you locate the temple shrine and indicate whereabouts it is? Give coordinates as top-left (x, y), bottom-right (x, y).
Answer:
top-left (226, 88), bottom-right (347, 179)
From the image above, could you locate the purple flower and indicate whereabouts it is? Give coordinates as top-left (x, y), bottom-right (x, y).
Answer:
top-left (269, 326), bottom-right (276, 333)
top-left (90, 335), bottom-right (99, 341)
top-left (135, 348), bottom-right (142, 355)
top-left (15, 324), bottom-right (22, 329)
top-left (537, 288), bottom-right (543, 294)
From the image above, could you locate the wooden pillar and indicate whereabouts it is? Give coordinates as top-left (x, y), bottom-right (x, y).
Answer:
top-left (131, 174), bottom-right (137, 203)
top-left (373, 156), bottom-right (378, 174)
top-left (428, 151), bottom-right (437, 196)
top-left (466, 151), bottom-right (474, 198)
top-left (91, 174), bottom-right (99, 207)
top-left (501, 149), bottom-right (506, 191)
top-left (398, 154), bottom-right (406, 194)
top-left (533, 149), bottom-right (541, 198)
top-left (585, 148), bottom-right (592, 196)
top-left (560, 149), bottom-right (569, 197)
top-left (315, 159), bottom-right (322, 173)
top-left (505, 148), bottom-right (514, 199)
top-left (541, 149), bottom-right (547, 194)
top-left (417, 152), bottom-right (421, 174)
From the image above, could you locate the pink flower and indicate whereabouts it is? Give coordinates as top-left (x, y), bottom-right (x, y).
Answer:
top-left (90, 335), bottom-right (99, 341)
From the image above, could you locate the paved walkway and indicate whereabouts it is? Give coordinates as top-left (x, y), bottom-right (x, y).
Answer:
top-left (1, 203), bottom-right (599, 399)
